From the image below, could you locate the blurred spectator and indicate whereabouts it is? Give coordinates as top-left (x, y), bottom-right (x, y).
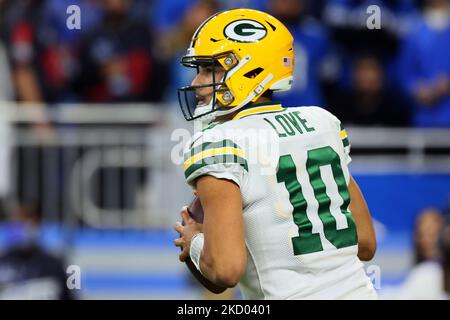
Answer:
top-left (439, 216), bottom-right (450, 298)
top-left (149, 0), bottom-right (267, 34)
top-left (414, 208), bottom-right (444, 264)
top-left (0, 0), bottom-right (66, 143)
top-left (0, 46), bottom-right (14, 101)
top-left (0, 202), bottom-right (72, 299)
top-left (268, 0), bottom-right (332, 107)
top-left (323, 0), bottom-right (403, 94)
top-left (2, 0), bottom-right (46, 102)
top-left (330, 53), bottom-right (410, 126)
top-left (218, 0), bottom-right (267, 11)
top-left (0, 0), bottom-right (14, 101)
top-left (398, 0), bottom-right (450, 127)
top-left (324, 0), bottom-right (417, 36)
top-left (380, 207), bottom-right (445, 299)
top-left (77, 0), bottom-right (166, 102)
top-left (159, 0), bottom-right (220, 103)
top-left (149, 0), bottom-right (198, 35)
top-left (1, 0), bottom-right (83, 103)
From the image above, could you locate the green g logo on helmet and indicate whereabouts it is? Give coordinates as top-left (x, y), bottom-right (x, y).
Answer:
top-left (224, 19), bottom-right (267, 42)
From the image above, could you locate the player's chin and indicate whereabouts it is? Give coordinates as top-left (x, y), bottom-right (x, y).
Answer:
top-left (195, 93), bottom-right (213, 106)
top-left (196, 99), bottom-right (211, 107)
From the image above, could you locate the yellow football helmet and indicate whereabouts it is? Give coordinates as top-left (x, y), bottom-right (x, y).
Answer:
top-left (178, 8), bottom-right (294, 122)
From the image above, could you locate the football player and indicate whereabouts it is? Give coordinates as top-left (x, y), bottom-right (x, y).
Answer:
top-left (173, 8), bottom-right (377, 299)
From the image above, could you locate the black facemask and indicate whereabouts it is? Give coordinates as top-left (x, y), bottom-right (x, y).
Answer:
top-left (177, 53), bottom-right (236, 121)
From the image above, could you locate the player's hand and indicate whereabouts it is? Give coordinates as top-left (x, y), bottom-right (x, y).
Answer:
top-left (173, 206), bottom-right (203, 262)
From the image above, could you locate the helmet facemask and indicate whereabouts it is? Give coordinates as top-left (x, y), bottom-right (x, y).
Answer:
top-left (177, 52), bottom-right (239, 122)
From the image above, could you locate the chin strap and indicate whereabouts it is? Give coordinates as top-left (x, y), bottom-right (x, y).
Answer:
top-left (193, 54), bottom-right (252, 125)
top-left (193, 54), bottom-right (274, 124)
top-left (214, 72), bottom-right (274, 118)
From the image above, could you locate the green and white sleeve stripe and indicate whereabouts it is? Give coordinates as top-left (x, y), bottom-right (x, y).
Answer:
top-left (183, 139), bottom-right (248, 180)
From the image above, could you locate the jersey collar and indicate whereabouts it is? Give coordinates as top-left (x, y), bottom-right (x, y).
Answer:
top-left (232, 102), bottom-right (284, 120)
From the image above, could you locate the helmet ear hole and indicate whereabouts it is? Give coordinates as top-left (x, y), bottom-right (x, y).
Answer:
top-left (244, 67), bottom-right (264, 79)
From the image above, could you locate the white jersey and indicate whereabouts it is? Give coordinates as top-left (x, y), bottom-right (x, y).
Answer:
top-left (183, 103), bottom-right (377, 299)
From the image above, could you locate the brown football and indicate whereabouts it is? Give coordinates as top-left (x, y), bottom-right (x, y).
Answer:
top-left (184, 196), bottom-right (227, 294)
top-left (187, 196), bottom-right (204, 223)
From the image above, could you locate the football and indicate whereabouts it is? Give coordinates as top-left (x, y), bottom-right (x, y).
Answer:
top-left (187, 196), bottom-right (204, 223)
top-left (184, 196), bottom-right (227, 294)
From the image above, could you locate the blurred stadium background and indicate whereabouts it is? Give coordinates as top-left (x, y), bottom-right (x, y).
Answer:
top-left (0, 0), bottom-right (449, 299)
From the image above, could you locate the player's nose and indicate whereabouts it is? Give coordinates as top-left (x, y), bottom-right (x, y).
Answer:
top-left (191, 72), bottom-right (202, 86)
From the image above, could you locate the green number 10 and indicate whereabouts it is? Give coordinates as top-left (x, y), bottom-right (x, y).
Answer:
top-left (276, 146), bottom-right (357, 255)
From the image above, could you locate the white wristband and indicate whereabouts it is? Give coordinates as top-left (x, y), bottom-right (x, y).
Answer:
top-left (189, 232), bottom-right (204, 274)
